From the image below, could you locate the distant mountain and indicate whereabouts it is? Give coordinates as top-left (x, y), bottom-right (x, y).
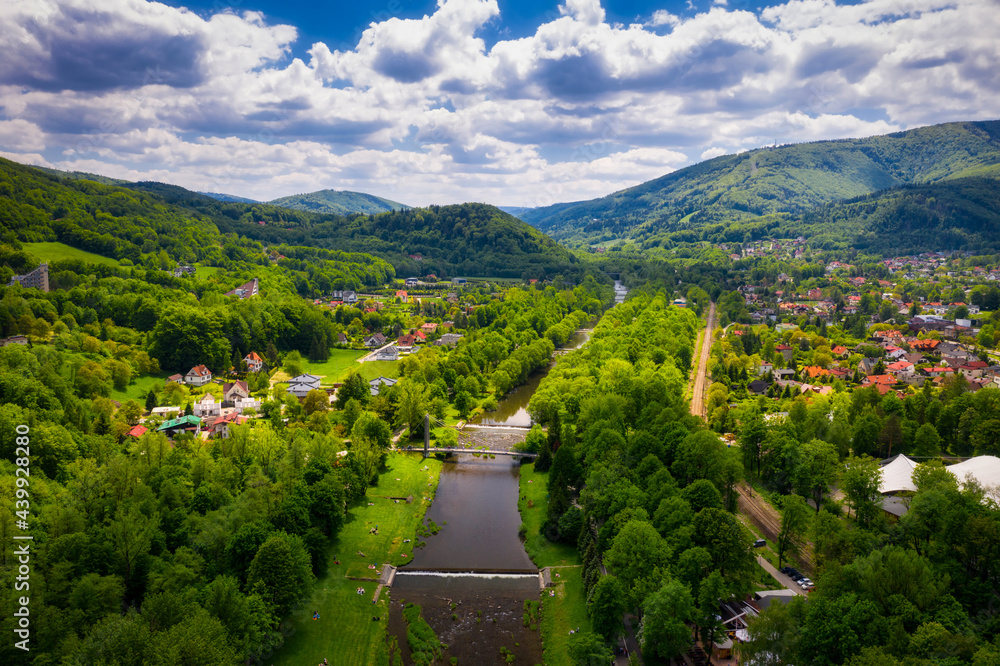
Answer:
top-left (122, 181), bottom-right (576, 279)
top-left (501, 201), bottom-right (585, 225)
top-left (32, 165), bottom-right (131, 186)
top-left (524, 120), bottom-right (1000, 246)
top-left (269, 189), bottom-right (410, 216)
top-left (198, 191), bottom-right (259, 204)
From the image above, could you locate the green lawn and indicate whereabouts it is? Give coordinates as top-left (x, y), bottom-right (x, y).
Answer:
top-left (540, 566), bottom-right (591, 666)
top-left (354, 360), bottom-right (400, 382)
top-left (194, 266), bottom-right (220, 278)
top-left (23, 242), bottom-right (119, 267)
top-left (301, 349), bottom-right (369, 384)
top-left (111, 373), bottom-right (171, 403)
top-left (271, 452), bottom-right (442, 666)
top-left (518, 464), bottom-right (581, 568)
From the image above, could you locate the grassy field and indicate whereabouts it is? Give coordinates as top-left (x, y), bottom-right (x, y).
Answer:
top-left (271, 452), bottom-right (442, 666)
top-left (354, 360), bottom-right (400, 382)
top-left (195, 266), bottom-right (220, 278)
top-left (301, 349), bottom-right (369, 384)
top-left (540, 566), bottom-right (591, 666)
top-left (518, 463), bottom-right (582, 568)
top-left (23, 242), bottom-right (119, 267)
top-left (111, 373), bottom-right (170, 403)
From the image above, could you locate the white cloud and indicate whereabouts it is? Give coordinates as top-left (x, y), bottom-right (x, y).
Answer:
top-left (0, 0), bottom-right (997, 206)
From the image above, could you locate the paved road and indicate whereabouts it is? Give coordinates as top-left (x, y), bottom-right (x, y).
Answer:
top-left (689, 302), bottom-right (717, 418)
top-left (757, 555), bottom-right (807, 597)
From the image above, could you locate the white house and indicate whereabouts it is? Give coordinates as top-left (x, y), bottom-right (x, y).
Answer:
top-left (192, 393), bottom-right (221, 418)
top-left (243, 352), bottom-right (263, 372)
top-left (286, 373), bottom-right (323, 399)
top-left (185, 365), bottom-right (213, 386)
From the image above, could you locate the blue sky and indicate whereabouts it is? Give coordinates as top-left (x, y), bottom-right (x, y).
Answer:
top-left (0, 0), bottom-right (997, 207)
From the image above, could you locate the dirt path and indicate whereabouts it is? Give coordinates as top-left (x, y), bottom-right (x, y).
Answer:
top-left (689, 302), bottom-right (716, 418)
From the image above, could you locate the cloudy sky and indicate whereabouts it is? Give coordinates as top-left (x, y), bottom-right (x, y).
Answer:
top-left (1, 0), bottom-right (997, 207)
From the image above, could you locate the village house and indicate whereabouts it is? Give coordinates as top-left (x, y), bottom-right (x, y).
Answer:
top-left (374, 346), bottom-right (400, 361)
top-left (185, 364), bottom-right (213, 386)
top-left (0, 335), bottom-right (29, 347)
top-left (331, 290), bottom-right (357, 303)
top-left (223, 380), bottom-right (250, 405)
top-left (775, 344), bottom-right (794, 362)
top-left (397, 333), bottom-right (416, 348)
top-left (436, 333), bottom-right (464, 347)
top-left (420, 322), bottom-right (438, 334)
top-left (207, 412), bottom-right (246, 438)
top-left (225, 278), bottom-right (259, 299)
top-left (126, 425), bottom-right (147, 439)
top-left (886, 361), bottom-right (915, 377)
top-left (369, 376), bottom-right (398, 396)
top-left (244, 352), bottom-right (263, 372)
top-left (158, 415), bottom-right (202, 438)
top-left (286, 373), bottom-right (323, 399)
top-left (365, 332), bottom-right (387, 348)
top-left (192, 393), bottom-right (221, 418)
top-left (757, 361), bottom-right (774, 375)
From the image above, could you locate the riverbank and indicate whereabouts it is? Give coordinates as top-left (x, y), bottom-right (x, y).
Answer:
top-left (518, 462), bottom-right (595, 665)
top-left (518, 463), bottom-right (580, 567)
top-left (271, 453), bottom-right (443, 666)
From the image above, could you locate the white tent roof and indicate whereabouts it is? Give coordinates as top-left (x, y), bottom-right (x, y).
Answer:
top-left (946, 456), bottom-right (1000, 489)
top-left (880, 454), bottom-right (918, 494)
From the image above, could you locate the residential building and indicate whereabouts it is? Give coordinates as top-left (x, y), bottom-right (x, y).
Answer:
top-left (158, 415), bottom-right (202, 437)
top-left (8, 264), bottom-right (49, 292)
top-left (286, 373), bottom-right (323, 399)
top-left (365, 333), bottom-right (387, 348)
top-left (369, 376), bottom-right (398, 396)
top-left (244, 352), bottom-right (263, 372)
top-left (374, 346), bottom-right (400, 361)
top-left (225, 278), bottom-right (259, 299)
top-left (192, 393), bottom-right (221, 418)
top-left (0, 335), bottom-right (28, 347)
top-left (207, 412), bottom-right (246, 438)
top-left (436, 333), bottom-right (464, 347)
top-left (185, 365), bottom-right (213, 386)
top-left (223, 380), bottom-right (250, 404)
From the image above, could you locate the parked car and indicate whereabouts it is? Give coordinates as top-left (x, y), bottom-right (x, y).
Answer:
top-left (753, 539), bottom-right (766, 548)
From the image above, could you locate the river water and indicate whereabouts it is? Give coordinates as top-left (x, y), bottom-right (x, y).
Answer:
top-left (389, 293), bottom-right (622, 664)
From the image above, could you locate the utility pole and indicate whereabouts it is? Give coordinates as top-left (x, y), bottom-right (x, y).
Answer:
top-left (423, 413), bottom-right (429, 458)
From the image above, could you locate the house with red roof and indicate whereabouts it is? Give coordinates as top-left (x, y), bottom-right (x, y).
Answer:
top-left (185, 364), bottom-right (213, 386)
top-left (127, 425), bottom-right (147, 438)
top-left (863, 374), bottom-right (896, 387)
top-left (244, 352), bottom-right (263, 372)
top-left (886, 361), bottom-right (915, 377)
top-left (775, 344), bottom-right (793, 362)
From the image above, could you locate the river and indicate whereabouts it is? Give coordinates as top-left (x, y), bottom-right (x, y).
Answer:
top-left (388, 285), bottom-right (625, 664)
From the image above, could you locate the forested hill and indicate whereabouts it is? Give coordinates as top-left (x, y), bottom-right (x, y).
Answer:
top-left (0, 158), bottom-right (578, 279)
top-left (519, 120), bottom-right (1000, 246)
top-left (125, 181), bottom-right (578, 279)
top-left (269, 189), bottom-right (409, 215)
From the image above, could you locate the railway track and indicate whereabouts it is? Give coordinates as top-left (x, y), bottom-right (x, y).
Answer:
top-left (689, 302), bottom-right (716, 418)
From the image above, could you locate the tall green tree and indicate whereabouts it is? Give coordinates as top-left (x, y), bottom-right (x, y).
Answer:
top-left (794, 439), bottom-right (840, 513)
top-left (588, 575), bottom-right (627, 641)
top-left (639, 578), bottom-right (695, 660)
top-left (776, 494), bottom-right (811, 568)
top-left (841, 455), bottom-right (883, 529)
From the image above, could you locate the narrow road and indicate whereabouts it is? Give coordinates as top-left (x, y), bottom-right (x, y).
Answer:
top-left (756, 555), bottom-right (806, 597)
top-left (689, 302), bottom-right (716, 418)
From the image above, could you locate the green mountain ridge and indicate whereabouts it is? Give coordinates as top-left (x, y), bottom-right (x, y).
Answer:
top-left (269, 188), bottom-right (410, 215)
top-left (521, 120), bottom-right (1000, 249)
top-left (0, 157), bottom-right (578, 280)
